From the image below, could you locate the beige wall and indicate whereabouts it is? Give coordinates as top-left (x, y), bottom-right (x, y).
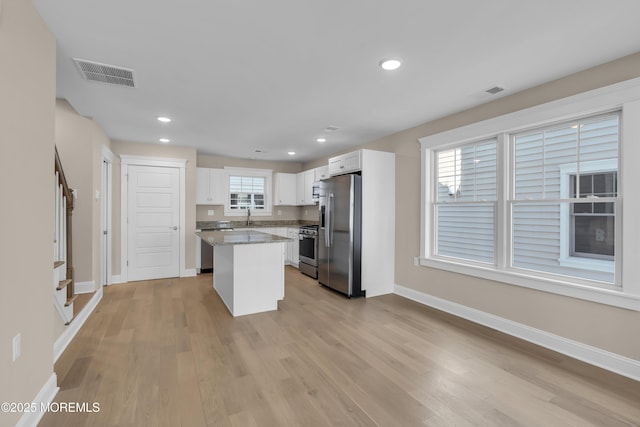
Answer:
top-left (0, 0), bottom-right (56, 424)
top-left (305, 52), bottom-right (640, 361)
top-left (195, 154), bottom-right (306, 222)
top-left (55, 100), bottom-right (111, 288)
top-left (110, 140), bottom-right (198, 276)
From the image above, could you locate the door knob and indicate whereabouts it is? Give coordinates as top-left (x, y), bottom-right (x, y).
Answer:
top-left (172, 226), bottom-right (178, 230)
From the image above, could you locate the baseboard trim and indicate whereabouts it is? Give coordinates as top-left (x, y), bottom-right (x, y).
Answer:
top-left (54, 286), bottom-right (103, 362)
top-left (394, 284), bottom-right (640, 381)
top-left (182, 268), bottom-right (197, 277)
top-left (16, 373), bottom-right (58, 427)
top-left (110, 275), bottom-right (124, 284)
top-left (75, 280), bottom-right (95, 294)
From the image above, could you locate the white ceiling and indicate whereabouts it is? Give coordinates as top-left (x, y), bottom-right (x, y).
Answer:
top-left (33, 0), bottom-right (640, 162)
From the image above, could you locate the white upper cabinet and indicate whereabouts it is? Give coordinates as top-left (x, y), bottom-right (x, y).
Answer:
top-left (296, 169), bottom-right (316, 205)
top-left (329, 150), bottom-right (362, 176)
top-left (196, 167), bottom-right (225, 205)
top-left (274, 173), bottom-right (297, 205)
top-left (314, 165), bottom-right (330, 181)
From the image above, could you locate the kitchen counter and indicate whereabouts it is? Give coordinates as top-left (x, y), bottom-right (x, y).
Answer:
top-left (195, 230), bottom-right (289, 317)
top-left (196, 230), bottom-right (291, 246)
top-left (196, 220), bottom-right (318, 230)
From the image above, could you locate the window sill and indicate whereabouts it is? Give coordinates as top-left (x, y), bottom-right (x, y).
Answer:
top-left (558, 256), bottom-right (614, 273)
top-left (417, 256), bottom-right (640, 311)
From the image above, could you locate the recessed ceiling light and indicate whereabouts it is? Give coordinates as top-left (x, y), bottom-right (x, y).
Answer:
top-left (288, 151), bottom-right (296, 156)
top-left (157, 116), bottom-right (171, 123)
top-left (379, 58), bottom-right (402, 71)
top-left (159, 138), bottom-right (170, 143)
top-left (316, 138), bottom-right (326, 143)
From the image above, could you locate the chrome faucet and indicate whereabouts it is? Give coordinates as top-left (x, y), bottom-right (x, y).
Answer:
top-left (246, 208), bottom-right (251, 226)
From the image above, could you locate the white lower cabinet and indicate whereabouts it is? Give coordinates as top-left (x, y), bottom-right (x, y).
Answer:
top-left (287, 228), bottom-right (299, 267)
top-left (239, 227), bottom-right (298, 267)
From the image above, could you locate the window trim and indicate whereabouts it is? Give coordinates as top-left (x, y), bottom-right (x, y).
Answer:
top-left (223, 167), bottom-right (273, 216)
top-left (418, 77), bottom-right (640, 311)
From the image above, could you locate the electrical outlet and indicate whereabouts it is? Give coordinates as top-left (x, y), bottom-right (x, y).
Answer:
top-left (277, 210), bottom-right (282, 216)
top-left (12, 333), bottom-right (21, 362)
top-left (207, 209), bottom-right (214, 216)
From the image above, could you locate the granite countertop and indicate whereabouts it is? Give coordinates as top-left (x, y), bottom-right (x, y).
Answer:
top-left (196, 220), bottom-right (318, 230)
top-left (196, 230), bottom-right (292, 246)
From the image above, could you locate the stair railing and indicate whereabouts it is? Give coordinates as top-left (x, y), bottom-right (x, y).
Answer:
top-left (54, 146), bottom-right (74, 306)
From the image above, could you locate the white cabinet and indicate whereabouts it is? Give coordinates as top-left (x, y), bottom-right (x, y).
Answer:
top-left (359, 149), bottom-right (395, 297)
top-left (287, 228), bottom-right (299, 267)
top-left (329, 150), bottom-right (362, 176)
top-left (196, 167), bottom-right (225, 205)
top-left (296, 169), bottom-right (316, 205)
top-left (315, 165), bottom-right (330, 181)
top-left (274, 173), bottom-right (297, 205)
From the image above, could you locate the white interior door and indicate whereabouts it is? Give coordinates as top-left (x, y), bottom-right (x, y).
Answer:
top-left (127, 165), bottom-right (180, 281)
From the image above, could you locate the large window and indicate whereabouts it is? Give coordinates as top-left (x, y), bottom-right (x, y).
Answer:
top-left (420, 106), bottom-right (632, 304)
top-left (223, 167), bottom-right (272, 216)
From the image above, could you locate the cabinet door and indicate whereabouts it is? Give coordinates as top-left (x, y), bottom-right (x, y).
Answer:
top-left (304, 170), bottom-right (315, 205)
top-left (209, 169), bottom-right (226, 205)
top-left (274, 173), bottom-right (297, 205)
top-left (196, 167), bottom-right (211, 204)
top-left (328, 157), bottom-right (344, 176)
top-left (329, 151), bottom-right (362, 176)
top-left (343, 151), bottom-right (362, 173)
top-left (315, 165), bottom-right (329, 181)
top-left (295, 170), bottom-right (316, 205)
top-left (291, 229), bottom-right (299, 266)
top-left (296, 172), bottom-right (305, 205)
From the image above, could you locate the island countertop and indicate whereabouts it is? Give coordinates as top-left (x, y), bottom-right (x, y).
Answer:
top-left (196, 230), bottom-right (292, 246)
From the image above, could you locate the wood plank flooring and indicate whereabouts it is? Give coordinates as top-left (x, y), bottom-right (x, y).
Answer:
top-left (40, 268), bottom-right (640, 426)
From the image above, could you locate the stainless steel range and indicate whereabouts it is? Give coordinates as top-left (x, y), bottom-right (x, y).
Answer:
top-left (298, 224), bottom-right (319, 279)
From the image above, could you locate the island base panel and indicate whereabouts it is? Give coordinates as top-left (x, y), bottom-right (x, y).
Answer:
top-left (213, 242), bottom-right (285, 317)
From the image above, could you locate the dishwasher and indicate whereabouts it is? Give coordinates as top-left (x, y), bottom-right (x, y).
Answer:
top-left (198, 221), bottom-right (233, 273)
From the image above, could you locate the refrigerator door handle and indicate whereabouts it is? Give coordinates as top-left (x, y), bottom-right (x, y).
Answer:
top-left (326, 193), bottom-right (333, 247)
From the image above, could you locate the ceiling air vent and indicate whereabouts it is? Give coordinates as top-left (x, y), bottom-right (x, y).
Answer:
top-left (485, 86), bottom-right (504, 95)
top-left (73, 58), bottom-right (135, 88)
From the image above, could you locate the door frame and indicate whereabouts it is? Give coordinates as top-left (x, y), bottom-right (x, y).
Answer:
top-left (120, 155), bottom-right (187, 283)
top-left (101, 145), bottom-right (114, 286)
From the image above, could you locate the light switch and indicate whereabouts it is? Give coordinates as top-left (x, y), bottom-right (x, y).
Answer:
top-left (207, 209), bottom-right (214, 216)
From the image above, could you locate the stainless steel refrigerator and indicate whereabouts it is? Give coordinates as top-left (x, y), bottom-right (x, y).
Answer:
top-left (318, 173), bottom-right (363, 298)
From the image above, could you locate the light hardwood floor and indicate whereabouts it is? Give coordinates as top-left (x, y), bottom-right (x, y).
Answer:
top-left (40, 267), bottom-right (640, 426)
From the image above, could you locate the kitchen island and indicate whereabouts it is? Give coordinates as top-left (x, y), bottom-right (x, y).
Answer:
top-left (196, 230), bottom-right (291, 317)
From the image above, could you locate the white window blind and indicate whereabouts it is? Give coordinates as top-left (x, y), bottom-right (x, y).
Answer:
top-left (229, 175), bottom-right (266, 210)
top-left (435, 139), bottom-right (497, 264)
top-left (511, 113), bottom-right (619, 283)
